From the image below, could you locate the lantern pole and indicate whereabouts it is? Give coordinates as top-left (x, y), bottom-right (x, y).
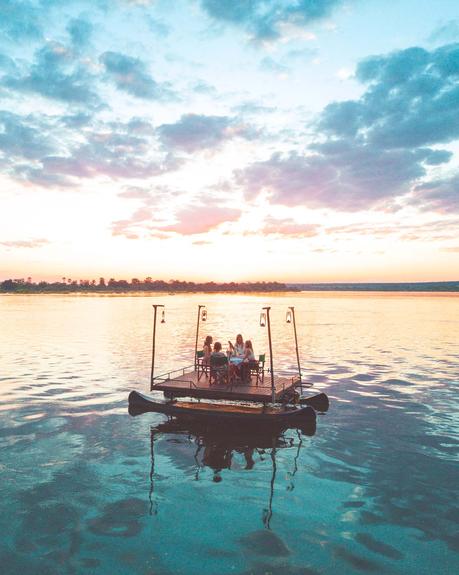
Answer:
top-left (194, 305), bottom-right (206, 369)
top-left (262, 306), bottom-right (275, 404)
top-left (150, 304), bottom-right (164, 390)
top-left (289, 306), bottom-right (302, 389)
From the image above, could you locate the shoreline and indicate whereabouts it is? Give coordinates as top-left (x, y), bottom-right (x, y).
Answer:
top-left (1, 289), bottom-right (458, 296)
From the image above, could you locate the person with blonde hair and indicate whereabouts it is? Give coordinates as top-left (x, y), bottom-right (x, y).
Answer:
top-left (228, 333), bottom-right (244, 357)
top-left (243, 340), bottom-right (255, 362)
top-left (240, 340), bottom-right (256, 383)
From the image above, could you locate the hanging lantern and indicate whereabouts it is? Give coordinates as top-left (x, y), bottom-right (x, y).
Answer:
top-left (201, 308), bottom-right (207, 322)
top-left (260, 312), bottom-right (266, 327)
top-left (286, 309), bottom-right (292, 324)
top-left (161, 309), bottom-right (166, 323)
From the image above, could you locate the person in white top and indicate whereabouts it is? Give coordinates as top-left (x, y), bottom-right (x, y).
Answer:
top-left (228, 334), bottom-right (244, 357)
top-left (243, 340), bottom-right (255, 362)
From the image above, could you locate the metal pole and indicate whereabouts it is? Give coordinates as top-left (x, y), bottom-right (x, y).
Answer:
top-left (263, 437), bottom-right (277, 529)
top-left (194, 305), bottom-right (204, 370)
top-left (149, 428), bottom-right (157, 515)
top-left (150, 304), bottom-right (163, 390)
top-left (264, 306), bottom-right (275, 404)
top-left (290, 306), bottom-right (302, 389)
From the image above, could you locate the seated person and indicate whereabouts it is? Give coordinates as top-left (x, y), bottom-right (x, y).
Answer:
top-left (202, 335), bottom-right (213, 365)
top-left (243, 340), bottom-right (255, 362)
top-left (240, 340), bottom-right (256, 383)
top-left (228, 334), bottom-right (244, 357)
top-left (210, 342), bottom-right (228, 384)
top-left (211, 341), bottom-right (226, 359)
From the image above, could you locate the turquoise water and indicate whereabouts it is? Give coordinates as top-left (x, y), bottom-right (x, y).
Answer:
top-left (1, 292), bottom-right (458, 574)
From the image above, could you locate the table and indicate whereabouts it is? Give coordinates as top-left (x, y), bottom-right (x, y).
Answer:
top-left (228, 356), bottom-right (249, 383)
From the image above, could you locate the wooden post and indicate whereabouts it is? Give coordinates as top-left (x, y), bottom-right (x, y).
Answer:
top-left (263, 306), bottom-right (275, 404)
top-left (194, 305), bottom-right (205, 369)
top-left (150, 304), bottom-right (164, 390)
top-left (290, 306), bottom-right (302, 390)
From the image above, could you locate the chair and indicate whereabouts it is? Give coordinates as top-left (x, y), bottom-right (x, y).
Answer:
top-left (209, 354), bottom-right (229, 386)
top-left (196, 350), bottom-right (210, 381)
top-left (249, 354), bottom-right (265, 386)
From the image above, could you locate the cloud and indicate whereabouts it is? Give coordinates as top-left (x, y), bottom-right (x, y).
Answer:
top-left (191, 80), bottom-right (217, 95)
top-left (67, 17), bottom-right (93, 49)
top-left (112, 201), bottom-right (242, 239)
top-left (320, 44), bottom-right (459, 149)
top-left (0, 54), bottom-right (18, 74)
top-left (158, 114), bottom-right (258, 153)
top-left (0, 238), bottom-right (50, 248)
top-left (326, 218), bottom-right (459, 242)
top-left (260, 217), bottom-right (319, 237)
top-left (0, 113), bottom-right (180, 188)
top-left (260, 56), bottom-right (290, 75)
top-left (146, 16), bottom-right (170, 37)
top-left (238, 146), bottom-right (437, 211)
top-left (0, 0), bottom-right (43, 41)
top-left (0, 111), bottom-right (57, 161)
top-left (100, 51), bottom-right (168, 99)
top-left (199, 0), bottom-right (344, 42)
top-left (412, 173), bottom-right (459, 213)
top-left (2, 41), bottom-right (99, 106)
top-left (160, 205), bottom-right (241, 234)
top-left (35, 131), bottom-right (168, 181)
top-left (117, 184), bottom-right (175, 204)
top-left (428, 20), bottom-right (459, 44)
top-left (237, 43), bottom-right (459, 212)
top-left (259, 47), bottom-right (316, 75)
top-left (231, 100), bottom-right (277, 116)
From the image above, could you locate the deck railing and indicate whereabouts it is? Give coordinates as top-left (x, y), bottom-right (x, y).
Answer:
top-left (152, 365), bottom-right (198, 388)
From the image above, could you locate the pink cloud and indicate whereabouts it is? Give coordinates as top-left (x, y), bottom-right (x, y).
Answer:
top-left (0, 238), bottom-right (50, 248)
top-left (160, 205), bottom-right (241, 235)
top-left (261, 217), bottom-right (319, 237)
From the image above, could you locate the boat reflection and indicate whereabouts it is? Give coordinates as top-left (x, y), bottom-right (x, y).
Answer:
top-left (148, 417), bottom-right (316, 528)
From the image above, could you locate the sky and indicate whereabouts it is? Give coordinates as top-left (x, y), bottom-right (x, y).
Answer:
top-left (1, 0), bottom-right (459, 283)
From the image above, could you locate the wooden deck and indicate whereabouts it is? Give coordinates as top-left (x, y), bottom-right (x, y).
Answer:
top-left (151, 366), bottom-right (299, 402)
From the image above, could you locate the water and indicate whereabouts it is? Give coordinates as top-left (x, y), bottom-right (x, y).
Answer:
top-left (1, 292), bottom-right (458, 575)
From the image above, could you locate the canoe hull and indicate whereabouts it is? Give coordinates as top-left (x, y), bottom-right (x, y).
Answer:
top-left (128, 391), bottom-right (316, 430)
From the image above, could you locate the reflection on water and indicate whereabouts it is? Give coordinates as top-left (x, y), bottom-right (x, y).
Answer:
top-left (148, 420), bottom-right (315, 529)
top-left (0, 292), bottom-right (458, 575)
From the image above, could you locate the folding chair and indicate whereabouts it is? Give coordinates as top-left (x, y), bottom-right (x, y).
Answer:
top-left (196, 350), bottom-right (210, 381)
top-left (209, 355), bottom-right (229, 386)
top-left (249, 354), bottom-right (265, 386)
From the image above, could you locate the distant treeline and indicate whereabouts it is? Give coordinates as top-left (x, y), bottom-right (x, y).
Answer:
top-left (0, 277), bottom-right (295, 293)
top-left (289, 282), bottom-right (459, 292)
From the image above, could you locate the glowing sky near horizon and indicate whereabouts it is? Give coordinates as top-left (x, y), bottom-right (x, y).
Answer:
top-left (1, 0), bottom-right (459, 283)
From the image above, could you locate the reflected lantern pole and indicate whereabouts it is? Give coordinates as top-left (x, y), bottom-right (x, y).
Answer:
top-left (150, 304), bottom-right (165, 390)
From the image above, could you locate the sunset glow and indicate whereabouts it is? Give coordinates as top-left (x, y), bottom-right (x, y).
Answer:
top-left (1, 0), bottom-right (458, 282)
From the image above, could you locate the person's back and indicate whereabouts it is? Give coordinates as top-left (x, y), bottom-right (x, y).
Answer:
top-left (210, 342), bottom-right (228, 384)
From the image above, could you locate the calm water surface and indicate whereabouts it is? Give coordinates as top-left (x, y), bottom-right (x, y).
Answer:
top-left (1, 292), bottom-right (458, 575)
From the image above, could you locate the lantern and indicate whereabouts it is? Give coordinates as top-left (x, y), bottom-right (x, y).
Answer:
top-left (286, 309), bottom-right (292, 324)
top-left (260, 312), bottom-right (267, 327)
top-left (161, 309), bottom-right (166, 323)
top-left (201, 308), bottom-right (207, 321)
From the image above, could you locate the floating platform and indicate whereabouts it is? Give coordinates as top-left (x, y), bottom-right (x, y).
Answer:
top-left (150, 366), bottom-right (299, 403)
top-left (128, 390), bottom-right (315, 430)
